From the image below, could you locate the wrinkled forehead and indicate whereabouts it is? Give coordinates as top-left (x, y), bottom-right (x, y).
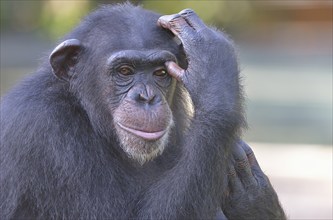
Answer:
top-left (73, 6), bottom-right (183, 62)
top-left (104, 24), bottom-right (181, 63)
top-left (119, 20), bottom-right (179, 53)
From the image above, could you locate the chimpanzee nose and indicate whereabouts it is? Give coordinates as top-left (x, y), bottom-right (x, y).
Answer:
top-left (138, 91), bottom-right (155, 104)
top-left (129, 84), bottom-right (159, 105)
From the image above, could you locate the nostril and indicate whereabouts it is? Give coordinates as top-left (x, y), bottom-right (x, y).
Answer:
top-left (140, 94), bottom-right (155, 102)
top-left (139, 93), bottom-right (156, 104)
top-left (130, 84), bottom-right (158, 105)
top-left (148, 94), bottom-right (156, 104)
top-left (139, 93), bottom-right (149, 102)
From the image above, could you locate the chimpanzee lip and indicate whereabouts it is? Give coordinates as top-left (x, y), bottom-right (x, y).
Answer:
top-left (117, 122), bottom-right (166, 141)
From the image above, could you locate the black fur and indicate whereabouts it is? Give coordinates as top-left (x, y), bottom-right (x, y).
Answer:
top-left (0, 4), bottom-right (285, 220)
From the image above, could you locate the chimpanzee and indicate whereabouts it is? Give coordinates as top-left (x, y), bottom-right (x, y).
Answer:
top-left (0, 4), bottom-right (286, 220)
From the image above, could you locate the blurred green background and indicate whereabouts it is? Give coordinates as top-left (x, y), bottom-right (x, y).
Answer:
top-left (1, 1), bottom-right (332, 219)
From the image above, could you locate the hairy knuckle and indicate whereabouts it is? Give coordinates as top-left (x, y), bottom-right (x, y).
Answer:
top-left (179, 8), bottom-right (195, 16)
top-left (247, 153), bottom-right (257, 165)
top-left (235, 159), bottom-right (250, 170)
top-left (227, 168), bottom-right (237, 177)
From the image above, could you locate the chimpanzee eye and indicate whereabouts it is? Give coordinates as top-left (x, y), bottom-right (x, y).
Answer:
top-left (154, 68), bottom-right (168, 77)
top-left (118, 65), bottom-right (134, 76)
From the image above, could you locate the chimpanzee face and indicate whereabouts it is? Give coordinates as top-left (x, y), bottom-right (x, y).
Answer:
top-left (106, 49), bottom-right (178, 164)
top-left (49, 8), bottom-right (186, 164)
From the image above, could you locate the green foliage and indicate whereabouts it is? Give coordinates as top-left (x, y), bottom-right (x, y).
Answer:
top-left (39, 1), bottom-right (91, 39)
top-left (143, 1), bottom-right (221, 23)
top-left (0, 0), bottom-right (254, 38)
top-left (143, 0), bottom-right (253, 30)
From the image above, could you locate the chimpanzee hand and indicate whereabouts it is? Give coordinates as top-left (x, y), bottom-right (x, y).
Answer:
top-left (158, 9), bottom-right (238, 110)
top-left (224, 140), bottom-right (286, 220)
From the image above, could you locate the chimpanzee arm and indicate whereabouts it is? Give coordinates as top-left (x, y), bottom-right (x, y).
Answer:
top-left (135, 9), bottom-right (244, 219)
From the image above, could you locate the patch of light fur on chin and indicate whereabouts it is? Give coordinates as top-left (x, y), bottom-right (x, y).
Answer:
top-left (116, 126), bottom-right (172, 165)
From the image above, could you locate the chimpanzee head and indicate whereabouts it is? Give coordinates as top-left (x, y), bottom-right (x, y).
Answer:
top-left (49, 4), bottom-right (189, 164)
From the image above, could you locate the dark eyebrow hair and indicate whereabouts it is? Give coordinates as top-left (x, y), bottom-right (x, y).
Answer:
top-left (107, 50), bottom-right (177, 66)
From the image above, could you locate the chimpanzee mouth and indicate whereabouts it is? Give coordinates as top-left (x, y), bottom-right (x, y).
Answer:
top-left (117, 122), bottom-right (166, 141)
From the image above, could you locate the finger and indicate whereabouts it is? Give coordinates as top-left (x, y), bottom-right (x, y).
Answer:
top-left (227, 165), bottom-right (243, 193)
top-left (239, 140), bottom-right (266, 175)
top-left (232, 142), bottom-right (251, 172)
top-left (232, 142), bottom-right (257, 186)
top-left (157, 13), bottom-right (197, 45)
top-left (239, 140), bottom-right (269, 187)
top-left (179, 9), bottom-right (207, 31)
top-left (238, 140), bottom-right (260, 168)
top-left (165, 61), bottom-right (185, 82)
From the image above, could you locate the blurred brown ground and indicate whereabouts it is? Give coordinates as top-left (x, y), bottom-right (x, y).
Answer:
top-left (252, 143), bottom-right (332, 220)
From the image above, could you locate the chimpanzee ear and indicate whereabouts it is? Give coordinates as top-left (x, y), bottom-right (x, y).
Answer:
top-left (49, 39), bottom-right (82, 81)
